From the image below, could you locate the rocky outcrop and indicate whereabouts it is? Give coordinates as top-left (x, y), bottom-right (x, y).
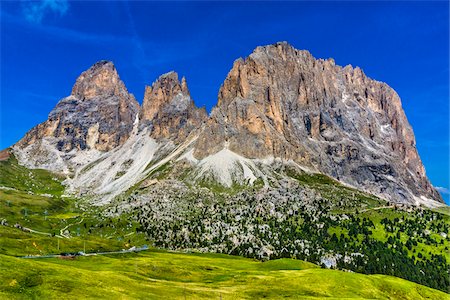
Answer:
top-left (16, 61), bottom-right (140, 152)
top-left (9, 43), bottom-right (442, 206)
top-left (0, 149), bottom-right (10, 162)
top-left (140, 71), bottom-right (207, 142)
top-left (193, 42), bottom-right (441, 204)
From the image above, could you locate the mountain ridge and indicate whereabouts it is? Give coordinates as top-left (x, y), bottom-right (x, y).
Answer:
top-left (10, 42), bottom-right (443, 207)
top-left (2, 43), bottom-right (449, 295)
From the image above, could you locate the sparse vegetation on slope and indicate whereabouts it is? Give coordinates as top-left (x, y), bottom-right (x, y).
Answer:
top-left (126, 167), bottom-right (450, 293)
top-left (0, 152), bottom-right (64, 196)
top-left (0, 154), bottom-right (448, 298)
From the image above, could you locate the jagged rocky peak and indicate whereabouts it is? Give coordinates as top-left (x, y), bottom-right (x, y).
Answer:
top-left (140, 71), bottom-right (190, 122)
top-left (71, 60), bottom-right (124, 99)
top-left (15, 60), bottom-right (140, 157)
top-left (140, 71), bottom-right (207, 141)
top-left (8, 44), bottom-right (442, 207)
top-left (194, 42), bottom-right (441, 204)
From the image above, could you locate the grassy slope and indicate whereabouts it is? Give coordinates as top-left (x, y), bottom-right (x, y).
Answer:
top-left (1, 251), bottom-right (449, 300)
top-left (287, 169), bottom-right (450, 263)
top-left (0, 154), bottom-right (148, 258)
top-left (0, 189), bottom-right (148, 257)
top-left (0, 154), bottom-right (448, 299)
top-left (0, 154), bottom-right (64, 196)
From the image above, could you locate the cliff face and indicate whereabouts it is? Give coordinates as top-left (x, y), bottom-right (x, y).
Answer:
top-left (11, 62), bottom-right (207, 201)
top-left (193, 42), bottom-right (440, 203)
top-left (16, 61), bottom-right (140, 152)
top-left (10, 43), bottom-right (442, 205)
top-left (140, 72), bottom-right (208, 142)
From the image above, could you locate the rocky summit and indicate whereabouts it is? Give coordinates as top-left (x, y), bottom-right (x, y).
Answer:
top-left (140, 71), bottom-right (208, 142)
top-left (11, 42), bottom-right (443, 206)
top-left (194, 42), bottom-right (440, 205)
top-left (14, 61), bottom-right (140, 171)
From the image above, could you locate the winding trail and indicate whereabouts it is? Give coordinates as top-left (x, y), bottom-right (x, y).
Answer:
top-left (22, 227), bottom-right (52, 236)
top-left (359, 205), bottom-right (395, 213)
top-left (60, 218), bottom-right (84, 238)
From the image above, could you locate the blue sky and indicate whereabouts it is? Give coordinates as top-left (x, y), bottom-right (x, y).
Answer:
top-left (0, 1), bottom-right (448, 202)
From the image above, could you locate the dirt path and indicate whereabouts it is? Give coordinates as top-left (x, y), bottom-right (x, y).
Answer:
top-left (22, 227), bottom-right (52, 236)
top-left (359, 205), bottom-right (395, 213)
top-left (60, 218), bottom-right (84, 238)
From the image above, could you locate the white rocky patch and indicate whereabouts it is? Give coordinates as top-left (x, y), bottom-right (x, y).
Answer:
top-left (86, 123), bottom-right (100, 149)
top-left (67, 148), bottom-right (103, 171)
top-left (66, 116), bottom-right (160, 204)
top-left (414, 195), bottom-right (447, 208)
top-left (67, 129), bottom-right (159, 204)
top-left (342, 91), bottom-right (351, 103)
top-left (13, 138), bottom-right (70, 174)
top-left (380, 124), bottom-right (393, 135)
top-left (176, 148), bottom-right (198, 164)
top-left (195, 148), bottom-right (259, 187)
top-left (0, 186), bottom-right (17, 191)
top-left (167, 93), bottom-right (190, 113)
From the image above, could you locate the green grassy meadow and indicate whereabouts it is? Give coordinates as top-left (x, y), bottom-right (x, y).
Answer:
top-left (1, 186), bottom-right (448, 299)
top-left (1, 251), bottom-right (449, 300)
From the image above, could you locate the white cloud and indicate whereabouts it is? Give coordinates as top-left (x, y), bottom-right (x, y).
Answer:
top-left (435, 186), bottom-right (450, 195)
top-left (22, 0), bottom-right (69, 24)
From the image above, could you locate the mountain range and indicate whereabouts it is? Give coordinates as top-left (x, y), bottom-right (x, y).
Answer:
top-left (8, 42), bottom-right (443, 208)
top-left (1, 42), bottom-right (449, 297)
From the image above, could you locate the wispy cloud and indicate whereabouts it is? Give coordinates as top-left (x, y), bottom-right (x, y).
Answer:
top-left (435, 186), bottom-right (450, 195)
top-left (2, 9), bottom-right (132, 44)
top-left (123, 1), bottom-right (149, 80)
top-left (22, 0), bottom-right (69, 24)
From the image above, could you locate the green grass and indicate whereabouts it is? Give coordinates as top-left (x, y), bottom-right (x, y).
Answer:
top-left (0, 154), bottom-right (148, 258)
top-left (1, 250), bottom-right (448, 300)
top-left (434, 206), bottom-right (450, 217)
top-left (357, 208), bottom-right (450, 262)
top-left (1, 188), bottom-right (447, 300)
top-left (1, 152), bottom-right (448, 299)
top-left (0, 153), bottom-right (64, 196)
top-left (285, 168), bottom-right (338, 186)
top-left (284, 166), bottom-right (384, 211)
top-left (325, 207), bottom-right (450, 263)
top-left (0, 188), bottom-right (147, 257)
